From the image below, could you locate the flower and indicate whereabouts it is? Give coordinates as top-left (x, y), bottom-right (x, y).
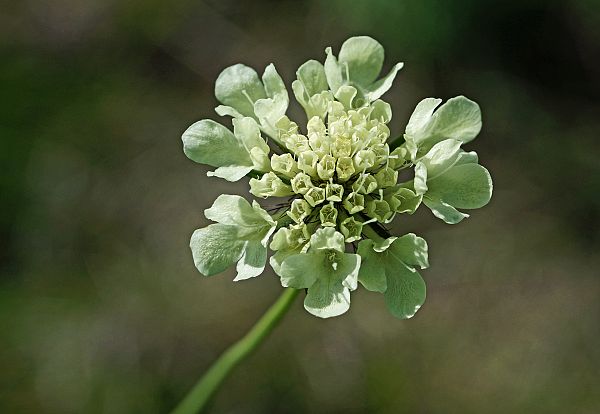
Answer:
top-left (182, 36), bottom-right (493, 319)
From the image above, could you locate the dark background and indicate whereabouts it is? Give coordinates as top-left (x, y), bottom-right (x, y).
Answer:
top-left (1, 1), bottom-right (599, 413)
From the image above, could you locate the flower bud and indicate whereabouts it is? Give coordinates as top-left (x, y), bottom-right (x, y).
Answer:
top-left (388, 146), bottom-right (409, 169)
top-left (304, 186), bottom-right (326, 207)
top-left (365, 198), bottom-right (393, 222)
top-left (343, 192), bottom-right (365, 214)
top-left (271, 153), bottom-right (299, 177)
top-left (374, 167), bottom-right (398, 188)
top-left (298, 150), bottom-right (319, 177)
top-left (352, 174), bottom-right (378, 194)
top-left (319, 202), bottom-right (338, 227)
top-left (371, 143), bottom-right (390, 167)
top-left (340, 216), bottom-right (363, 242)
top-left (332, 137), bottom-right (352, 158)
top-left (307, 116), bottom-right (326, 136)
top-left (249, 172), bottom-right (294, 198)
top-left (353, 149), bottom-right (376, 170)
top-left (284, 133), bottom-right (311, 155)
top-left (336, 156), bottom-right (355, 182)
top-left (250, 147), bottom-right (271, 172)
top-left (317, 154), bottom-right (336, 180)
top-left (287, 199), bottom-right (312, 223)
top-left (291, 172), bottom-right (314, 195)
top-left (326, 183), bottom-right (344, 202)
top-left (270, 223), bottom-right (309, 251)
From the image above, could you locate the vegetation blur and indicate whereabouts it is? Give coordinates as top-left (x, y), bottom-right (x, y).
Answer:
top-left (1, 1), bottom-right (599, 413)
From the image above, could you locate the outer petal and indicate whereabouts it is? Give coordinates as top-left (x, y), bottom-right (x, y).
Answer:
top-left (262, 63), bottom-right (288, 102)
top-left (338, 253), bottom-right (361, 291)
top-left (405, 98), bottom-right (442, 138)
top-left (190, 224), bottom-right (246, 276)
top-left (324, 47), bottom-right (343, 94)
top-left (408, 96), bottom-right (482, 152)
top-left (427, 96), bottom-right (482, 144)
top-left (357, 235), bottom-right (428, 319)
top-left (357, 239), bottom-right (387, 293)
top-left (206, 165), bottom-right (253, 181)
top-left (304, 280), bottom-right (351, 318)
top-left (182, 119), bottom-right (253, 182)
top-left (366, 62), bottom-right (404, 101)
top-left (296, 60), bottom-right (329, 98)
top-left (384, 262), bottom-right (426, 319)
top-left (204, 194), bottom-right (274, 228)
top-left (387, 233), bottom-right (429, 269)
top-left (215, 64), bottom-right (266, 118)
top-left (427, 163), bottom-right (493, 209)
top-left (394, 188), bottom-right (422, 214)
top-left (232, 117), bottom-right (269, 155)
top-left (413, 162), bottom-right (428, 195)
top-left (338, 36), bottom-right (384, 85)
top-left (309, 227), bottom-right (345, 252)
top-left (254, 64), bottom-right (289, 136)
top-left (234, 226), bottom-right (276, 281)
top-left (423, 196), bottom-right (470, 224)
top-left (278, 252), bottom-right (321, 289)
top-left (420, 139), bottom-right (463, 179)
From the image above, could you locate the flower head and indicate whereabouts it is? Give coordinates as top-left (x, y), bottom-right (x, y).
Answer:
top-left (182, 36), bottom-right (493, 318)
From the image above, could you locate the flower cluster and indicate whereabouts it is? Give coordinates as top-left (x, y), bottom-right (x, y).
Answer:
top-left (182, 36), bottom-right (493, 318)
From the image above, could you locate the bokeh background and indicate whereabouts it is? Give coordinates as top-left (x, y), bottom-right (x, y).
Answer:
top-left (2, 1), bottom-right (599, 413)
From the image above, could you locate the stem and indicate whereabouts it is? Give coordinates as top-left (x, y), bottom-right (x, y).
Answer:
top-left (388, 135), bottom-right (404, 151)
top-left (170, 288), bottom-right (300, 414)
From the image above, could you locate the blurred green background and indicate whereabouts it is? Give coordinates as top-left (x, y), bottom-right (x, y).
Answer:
top-left (1, 0), bottom-right (599, 413)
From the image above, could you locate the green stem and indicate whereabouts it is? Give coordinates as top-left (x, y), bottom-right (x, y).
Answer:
top-left (170, 288), bottom-right (300, 414)
top-left (388, 135), bottom-right (404, 151)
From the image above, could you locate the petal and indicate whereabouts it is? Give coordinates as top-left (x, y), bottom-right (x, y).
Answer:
top-left (253, 64), bottom-right (289, 136)
top-left (405, 98), bottom-right (442, 138)
top-left (215, 64), bottom-right (266, 118)
top-left (370, 99), bottom-right (392, 123)
top-left (423, 196), bottom-right (470, 224)
top-left (278, 252), bottom-right (321, 288)
top-left (420, 139), bottom-right (463, 179)
top-left (232, 117), bottom-right (269, 155)
top-left (394, 188), bottom-right (422, 214)
top-left (324, 46), bottom-right (343, 94)
top-left (358, 234), bottom-right (429, 319)
top-left (455, 150), bottom-right (479, 166)
top-left (182, 119), bottom-right (253, 182)
top-left (410, 96), bottom-right (482, 151)
top-left (304, 279), bottom-right (351, 318)
top-left (338, 36), bottom-right (384, 85)
top-left (207, 165), bottom-right (253, 182)
top-left (427, 163), bottom-right (493, 209)
top-left (334, 85), bottom-right (358, 110)
top-left (384, 262), bottom-right (426, 319)
top-left (357, 239), bottom-right (387, 292)
top-left (269, 245), bottom-right (298, 274)
top-left (429, 96), bottom-right (482, 144)
top-left (365, 62), bottom-right (404, 101)
top-left (215, 105), bottom-right (244, 119)
top-left (234, 232), bottom-right (273, 281)
top-left (413, 162), bottom-right (428, 195)
top-left (262, 63), bottom-right (288, 102)
top-left (296, 60), bottom-right (329, 98)
top-left (189, 224), bottom-right (246, 276)
top-left (338, 253), bottom-right (361, 291)
top-left (309, 227), bottom-right (345, 252)
top-left (204, 194), bottom-right (274, 228)
top-left (387, 233), bottom-right (429, 270)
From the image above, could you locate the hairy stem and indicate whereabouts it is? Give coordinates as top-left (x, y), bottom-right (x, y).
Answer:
top-left (170, 288), bottom-right (300, 414)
